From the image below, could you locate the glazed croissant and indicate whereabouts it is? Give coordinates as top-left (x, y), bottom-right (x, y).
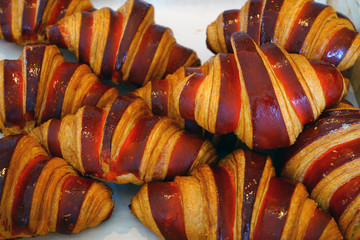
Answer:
top-left (0, 44), bottom-right (119, 135)
top-left (0, 0), bottom-right (93, 45)
top-left (30, 94), bottom-right (217, 185)
top-left (130, 148), bottom-right (342, 240)
top-left (278, 101), bottom-right (360, 239)
top-left (46, 0), bottom-right (200, 86)
top-left (0, 134), bottom-right (114, 239)
top-left (206, 0), bottom-right (360, 71)
top-left (134, 32), bottom-right (347, 150)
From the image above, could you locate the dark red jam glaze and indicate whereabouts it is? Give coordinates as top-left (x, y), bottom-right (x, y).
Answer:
top-left (4, 60), bottom-right (24, 128)
top-left (0, 0), bottom-right (15, 41)
top-left (34, 0), bottom-right (48, 33)
top-left (79, 12), bottom-right (94, 64)
top-left (260, 0), bottom-right (284, 45)
top-left (47, 119), bottom-right (62, 157)
top-left (222, 9), bottom-right (241, 52)
top-left (232, 32), bottom-right (289, 149)
top-left (48, 24), bottom-right (67, 49)
top-left (47, 0), bottom-right (72, 25)
top-left (247, 0), bottom-right (266, 44)
top-left (56, 175), bottom-right (94, 234)
top-left (81, 81), bottom-right (112, 107)
top-left (303, 208), bottom-right (331, 240)
top-left (148, 181), bottom-right (187, 240)
top-left (151, 79), bottom-right (169, 116)
top-left (21, 0), bottom-right (37, 40)
top-left (261, 43), bottom-right (314, 125)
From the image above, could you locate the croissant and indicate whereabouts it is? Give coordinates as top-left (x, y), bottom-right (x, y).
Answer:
top-left (0, 44), bottom-right (119, 135)
top-left (278, 101), bottom-right (360, 239)
top-left (30, 94), bottom-right (217, 185)
top-left (130, 148), bottom-right (342, 240)
top-left (46, 0), bottom-right (200, 86)
top-left (133, 32), bottom-right (347, 150)
top-left (206, 0), bottom-right (360, 71)
top-left (0, 134), bottom-right (114, 239)
top-left (0, 0), bottom-right (93, 45)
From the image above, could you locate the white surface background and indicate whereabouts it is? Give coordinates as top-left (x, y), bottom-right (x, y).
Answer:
top-left (0, 0), bottom-right (358, 239)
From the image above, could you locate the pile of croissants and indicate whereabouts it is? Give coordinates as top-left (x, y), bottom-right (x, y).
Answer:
top-left (0, 0), bottom-right (360, 239)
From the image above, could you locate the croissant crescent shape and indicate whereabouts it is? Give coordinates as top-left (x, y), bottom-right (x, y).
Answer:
top-left (133, 32), bottom-right (347, 150)
top-left (130, 148), bottom-right (342, 240)
top-left (206, 0), bottom-right (360, 71)
top-left (0, 0), bottom-right (93, 45)
top-left (0, 134), bottom-right (114, 239)
top-left (278, 101), bottom-right (360, 239)
top-left (46, 0), bottom-right (200, 86)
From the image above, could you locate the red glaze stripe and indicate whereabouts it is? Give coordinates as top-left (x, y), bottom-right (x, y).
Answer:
top-left (111, 117), bottom-right (159, 178)
top-left (34, 0), bottom-right (48, 33)
top-left (128, 24), bottom-right (166, 86)
top-left (81, 81), bottom-right (112, 107)
top-left (47, 0), bottom-right (72, 25)
top-left (113, 0), bottom-right (151, 81)
top-left (303, 208), bottom-right (331, 240)
top-left (329, 175), bottom-right (360, 221)
top-left (222, 9), bottom-right (241, 52)
top-left (241, 150), bottom-right (267, 240)
top-left (151, 79), bottom-right (169, 116)
top-left (211, 165), bottom-right (236, 240)
top-left (47, 119), bottom-right (62, 157)
top-left (310, 60), bottom-right (343, 108)
top-left (148, 181), bottom-right (187, 240)
top-left (47, 25), bottom-right (67, 48)
top-left (12, 155), bottom-right (49, 234)
top-left (260, 0), bottom-right (284, 45)
top-left (166, 132), bottom-right (205, 180)
top-left (101, 96), bottom-right (138, 166)
top-left (303, 137), bottom-right (360, 192)
top-left (321, 27), bottom-right (358, 67)
top-left (285, 2), bottom-right (326, 53)
top-left (232, 32), bottom-right (289, 149)
top-left (247, 0), bottom-right (265, 44)
top-left (184, 67), bottom-right (202, 76)
top-left (179, 73), bottom-right (206, 120)
top-left (253, 177), bottom-right (295, 240)
top-left (24, 45), bottom-right (46, 121)
top-left (100, 9), bottom-right (123, 78)
top-left (81, 107), bottom-right (106, 177)
top-left (184, 120), bottom-right (206, 135)
top-left (41, 62), bottom-right (78, 123)
top-left (78, 12), bottom-right (94, 63)
top-left (57, 176), bottom-right (94, 234)
top-left (21, 0), bottom-right (37, 40)
top-left (261, 43), bottom-right (314, 125)
top-left (4, 60), bottom-right (24, 128)
top-left (0, 135), bottom-right (23, 200)
top-left (216, 53), bottom-right (241, 134)
top-left (0, 0), bottom-right (14, 41)
top-left (164, 43), bottom-right (199, 78)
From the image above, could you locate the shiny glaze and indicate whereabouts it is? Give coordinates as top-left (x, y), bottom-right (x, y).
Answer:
top-left (247, 0), bottom-right (266, 44)
top-left (260, 0), bottom-right (284, 45)
top-left (48, 24), bottom-right (67, 48)
top-left (81, 81), bottom-right (111, 107)
top-left (329, 175), bottom-right (360, 221)
top-left (81, 107), bottom-right (106, 177)
top-left (79, 12), bottom-right (94, 63)
top-left (47, 0), bottom-right (72, 25)
top-left (222, 9), bottom-right (241, 52)
top-left (24, 45), bottom-right (45, 121)
top-left (47, 119), bottom-right (62, 157)
top-left (285, 2), bottom-right (326, 53)
top-left (100, 9), bottom-right (123, 78)
top-left (232, 32), bottom-right (289, 149)
top-left (303, 208), bottom-right (331, 240)
top-left (41, 62), bottom-right (78, 123)
top-left (12, 155), bottom-right (49, 234)
top-left (148, 181), bottom-right (187, 240)
top-left (241, 151), bottom-right (267, 240)
top-left (151, 79), bottom-right (169, 116)
top-left (253, 177), bottom-right (295, 239)
top-left (0, 0), bottom-right (14, 41)
top-left (166, 133), bottom-right (204, 180)
top-left (128, 24), bottom-right (167, 86)
top-left (321, 27), bottom-right (358, 67)
top-left (303, 137), bottom-right (360, 192)
top-left (216, 53), bottom-right (241, 134)
top-left (21, 0), bottom-right (37, 40)
top-left (261, 43), bottom-right (314, 125)
top-left (111, 116), bottom-right (159, 178)
top-left (4, 60), bottom-right (24, 128)
top-left (56, 175), bottom-right (94, 234)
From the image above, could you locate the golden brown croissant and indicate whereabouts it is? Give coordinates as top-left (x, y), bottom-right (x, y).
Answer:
top-left (0, 0), bottom-right (93, 45)
top-left (0, 44), bottom-right (119, 135)
top-left (133, 32), bottom-right (347, 150)
top-left (130, 148), bottom-right (342, 240)
top-left (30, 94), bottom-right (217, 185)
top-left (278, 101), bottom-right (360, 239)
top-left (0, 134), bottom-right (114, 239)
top-left (206, 0), bottom-right (360, 71)
top-left (46, 0), bottom-right (200, 86)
